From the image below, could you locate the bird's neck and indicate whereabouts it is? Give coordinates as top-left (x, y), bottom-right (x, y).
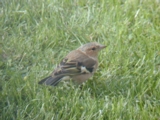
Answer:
top-left (78, 49), bottom-right (98, 60)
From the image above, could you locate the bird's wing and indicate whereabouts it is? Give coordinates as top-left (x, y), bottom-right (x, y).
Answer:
top-left (51, 50), bottom-right (97, 77)
top-left (39, 50), bottom-right (97, 86)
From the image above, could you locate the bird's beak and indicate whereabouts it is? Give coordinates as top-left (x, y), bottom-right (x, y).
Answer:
top-left (99, 45), bottom-right (106, 49)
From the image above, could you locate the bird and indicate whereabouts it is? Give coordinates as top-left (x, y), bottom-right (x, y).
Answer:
top-left (38, 42), bottom-right (106, 86)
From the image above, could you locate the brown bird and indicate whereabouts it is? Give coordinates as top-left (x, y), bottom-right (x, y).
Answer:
top-left (38, 42), bottom-right (106, 86)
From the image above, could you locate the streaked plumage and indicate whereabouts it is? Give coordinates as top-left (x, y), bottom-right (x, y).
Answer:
top-left (38, 42), bottom-right (106, 86)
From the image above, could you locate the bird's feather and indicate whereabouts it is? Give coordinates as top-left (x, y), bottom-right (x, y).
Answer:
top-left (38, 75), bottom-right (64, 86)
top-left (39, 50), bottom-right (97, 86)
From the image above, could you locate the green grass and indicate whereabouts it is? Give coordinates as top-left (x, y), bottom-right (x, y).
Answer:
top-left (0, 0), bottom-right (160, 119)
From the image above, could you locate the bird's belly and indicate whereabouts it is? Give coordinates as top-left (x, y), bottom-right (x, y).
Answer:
top-left (71, 73), bottom-right (93, 85)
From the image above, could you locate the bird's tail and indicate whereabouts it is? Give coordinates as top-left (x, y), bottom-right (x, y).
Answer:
top-left (38, 75), bottom-right (64, 86)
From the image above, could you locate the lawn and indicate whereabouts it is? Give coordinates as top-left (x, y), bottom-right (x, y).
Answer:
top-left (0, 0), bottom-right (160, 119)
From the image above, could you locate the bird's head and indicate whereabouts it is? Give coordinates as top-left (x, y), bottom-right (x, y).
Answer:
top-left (78, 42), bottom-right (106, 58)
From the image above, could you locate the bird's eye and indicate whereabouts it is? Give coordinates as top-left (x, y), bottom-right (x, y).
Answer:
top-left (91, 47), bottom-right (96, 50)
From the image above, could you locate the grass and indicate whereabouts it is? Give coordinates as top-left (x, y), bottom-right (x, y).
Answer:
top-left (0, 0), bottom-right (160, 119)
